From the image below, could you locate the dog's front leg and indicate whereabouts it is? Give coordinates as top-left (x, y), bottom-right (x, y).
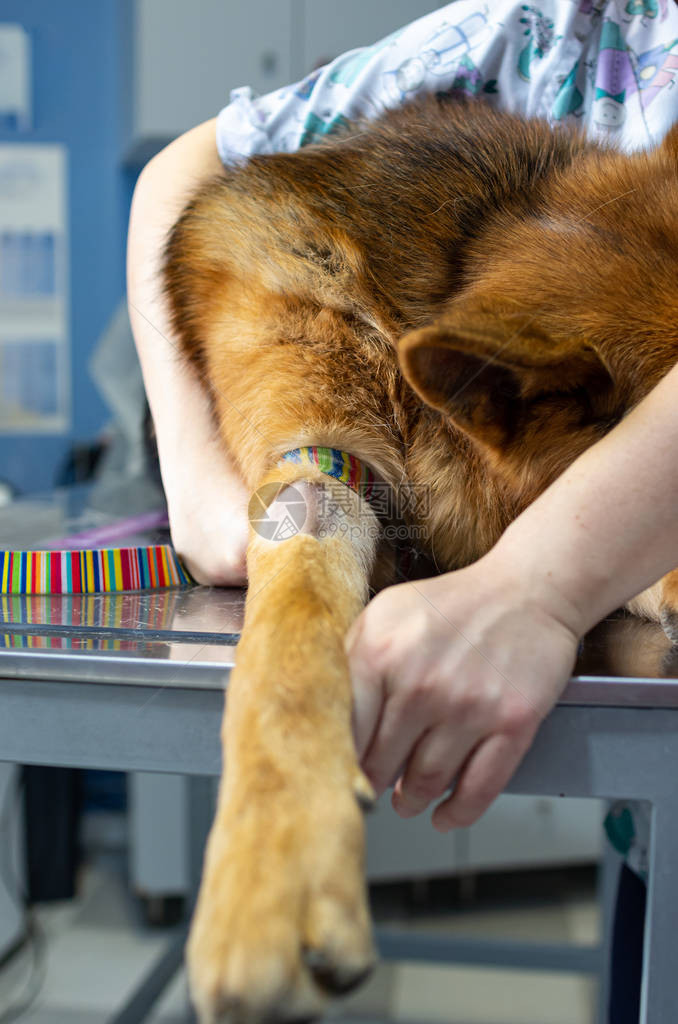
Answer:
top-left (188, 468), bottom-right (379, 1024)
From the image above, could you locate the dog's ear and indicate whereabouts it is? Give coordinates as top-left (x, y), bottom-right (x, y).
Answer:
top-left (399, 306), bottom-right (611, 449)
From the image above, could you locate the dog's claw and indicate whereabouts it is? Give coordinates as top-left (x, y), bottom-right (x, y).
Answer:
top-left (353, 772), bottom-right (376, 812)
top-left (302, 947), bottom-right (375, 995)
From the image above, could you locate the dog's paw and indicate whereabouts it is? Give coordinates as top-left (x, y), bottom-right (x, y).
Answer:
top-left (187, 784), bottom-right (375, 1024)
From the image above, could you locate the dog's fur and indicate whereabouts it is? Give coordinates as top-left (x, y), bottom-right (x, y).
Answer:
top-left (163, 94), bottom-right (678, 1022)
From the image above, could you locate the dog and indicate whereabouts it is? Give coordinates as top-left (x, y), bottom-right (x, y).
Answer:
top-left (163, 93), bottom-right (678, 1022)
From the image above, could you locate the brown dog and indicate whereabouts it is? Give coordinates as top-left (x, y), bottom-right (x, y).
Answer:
top-left (163, 94), bottom-right (678, 1022)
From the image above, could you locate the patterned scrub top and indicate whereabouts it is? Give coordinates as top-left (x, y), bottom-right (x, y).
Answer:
top-left (216, 0), bottom-right (678, 162)
top-left (216, 0), bottom-right (678, 880)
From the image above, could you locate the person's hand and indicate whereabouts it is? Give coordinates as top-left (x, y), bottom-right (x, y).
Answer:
top-left (345, 553), bottom-right (580, 831)
top-left (168, 489), bottom-right (248, 587)
top-left (164, 436), bottom-right (249, 587)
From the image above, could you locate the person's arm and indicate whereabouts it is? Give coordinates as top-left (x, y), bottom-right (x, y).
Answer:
top-left (347, 360), bottom-right (678, 831)
top-left (498, 361), bottom-right (678, 637)
top-left (127, 119), bottom-right (249, 585)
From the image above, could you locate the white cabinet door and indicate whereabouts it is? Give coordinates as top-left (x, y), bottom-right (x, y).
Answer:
top-left (302, 1), bottom-right (444, 70)
top-left (132, 0), bottom-right (294, 150)
top-left (365, 794), bottom-right (604, 882)
top-left (366, 795), bottom-right (457, 881)
top-left (459, 795), bottom-right (605, 872)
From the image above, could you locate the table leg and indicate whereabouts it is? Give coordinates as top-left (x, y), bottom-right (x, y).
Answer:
top-left (640, 801), bottom-right (678, 1023)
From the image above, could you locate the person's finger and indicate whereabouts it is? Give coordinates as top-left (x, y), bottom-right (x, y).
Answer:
top-left (431, 727), bottom-right (536, 832)
top-left (345, 610), bottom-right (386, 761)
top-left (391, 723), bottom-right (478, 819)
top-left (360, 681), bottom-right (445, 796)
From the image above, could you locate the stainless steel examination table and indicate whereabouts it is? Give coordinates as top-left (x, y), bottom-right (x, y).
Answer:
top-left (1, 485), bottom-right (678, 1024)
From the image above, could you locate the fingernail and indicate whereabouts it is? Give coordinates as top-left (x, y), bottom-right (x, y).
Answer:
top-left (393, 793), bottom-right (423, 818)
top-left (392, 798), bottom-right (415, 819)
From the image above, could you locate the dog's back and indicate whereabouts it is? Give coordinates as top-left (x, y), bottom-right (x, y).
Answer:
top-left (166, 95), bottom-right (590, 359)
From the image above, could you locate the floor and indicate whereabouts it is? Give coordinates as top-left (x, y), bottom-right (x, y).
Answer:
top-left (0, 853), bottom-right (602, 1024)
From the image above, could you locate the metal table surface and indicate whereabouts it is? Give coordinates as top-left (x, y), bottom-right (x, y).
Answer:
top-left (1, 486), bottom-right (678, 1023)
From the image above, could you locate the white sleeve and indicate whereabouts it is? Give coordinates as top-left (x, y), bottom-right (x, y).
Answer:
top-left (215, 1), bottom-right (595, 165)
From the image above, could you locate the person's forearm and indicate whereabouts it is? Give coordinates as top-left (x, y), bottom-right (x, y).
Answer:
top-left (127, 120), bottom-right (249, 584)
top-left (494, 361), bottom-right (678, 636)
top-left (127, 119), bottom-right (247, 509)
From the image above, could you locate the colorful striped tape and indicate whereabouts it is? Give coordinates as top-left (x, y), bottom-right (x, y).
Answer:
top-left (280, 446), bottom-right (376, 500)
top-left (0, 545), bottom-right (193, 595)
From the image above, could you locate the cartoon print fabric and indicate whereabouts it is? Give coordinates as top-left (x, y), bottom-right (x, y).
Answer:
top-left (216, 0), bottom-right (678, 164)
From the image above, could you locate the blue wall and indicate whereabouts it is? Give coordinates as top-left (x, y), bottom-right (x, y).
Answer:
top-left (0, 0), bottom-right (134, 494)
